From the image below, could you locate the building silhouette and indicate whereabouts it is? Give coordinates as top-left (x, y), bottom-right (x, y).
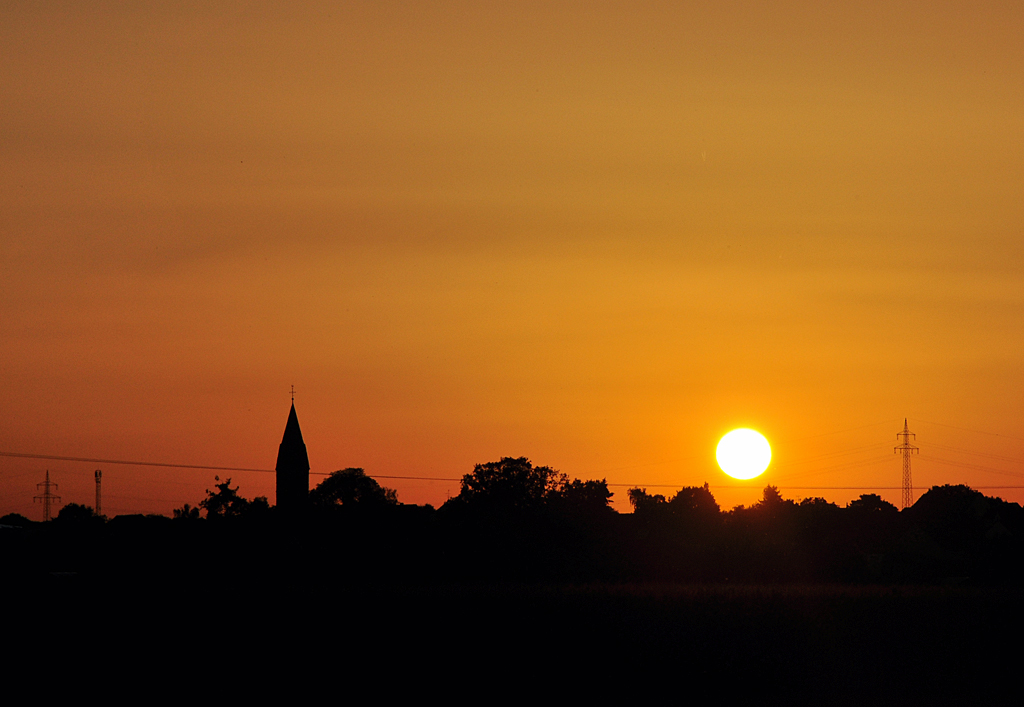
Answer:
top-left (276, 401), bottom-right (310, 516)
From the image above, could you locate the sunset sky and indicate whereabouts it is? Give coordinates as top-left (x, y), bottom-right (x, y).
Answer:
top-left (3, 1), bottom-right (1023, 517)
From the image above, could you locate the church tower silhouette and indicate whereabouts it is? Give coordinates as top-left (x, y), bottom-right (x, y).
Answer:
top-left (276, 398), bottom-right (310, 516)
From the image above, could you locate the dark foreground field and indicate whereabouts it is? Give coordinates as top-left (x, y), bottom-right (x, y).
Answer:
top-left (10, 575), bottom-right (1022, 704)
top-left (7, 485), bottom-right (1023, 702)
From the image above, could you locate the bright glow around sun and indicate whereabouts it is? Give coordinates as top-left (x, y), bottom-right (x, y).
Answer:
top-left (717, 429), bottom-right (772, 480)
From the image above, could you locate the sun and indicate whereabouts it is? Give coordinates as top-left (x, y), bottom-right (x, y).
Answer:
top-left (716, 428), bottom-right (772, 480)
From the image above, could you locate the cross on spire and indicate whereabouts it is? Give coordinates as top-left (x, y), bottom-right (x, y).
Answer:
top-left (290, 385), bottom-right (295, 402)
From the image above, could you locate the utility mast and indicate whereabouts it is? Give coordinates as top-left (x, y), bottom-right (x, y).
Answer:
top-left (895, 419), bottom-right (918, 510)
top-left (34, 470), bottom-right (61, 521)
top-left (95, 469), bottom-right (102, 516)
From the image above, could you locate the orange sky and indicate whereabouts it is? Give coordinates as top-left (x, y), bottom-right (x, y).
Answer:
top-left (2, 1), bottom-right (1023, 517)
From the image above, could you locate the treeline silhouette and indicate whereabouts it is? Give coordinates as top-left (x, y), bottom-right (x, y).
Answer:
top-left (4, 456), bottom-right (1023, 585)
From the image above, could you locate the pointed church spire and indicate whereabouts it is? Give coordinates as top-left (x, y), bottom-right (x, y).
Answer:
top-left (276, 399), bottom-right (310, 516)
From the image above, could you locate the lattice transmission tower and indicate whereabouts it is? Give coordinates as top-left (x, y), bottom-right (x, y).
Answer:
top-left (34, 470), bottom-right (61, 521)
top-left (95, 469), bottom-right (102, 516)
top-left (894, 419), bottom-right (918, 509)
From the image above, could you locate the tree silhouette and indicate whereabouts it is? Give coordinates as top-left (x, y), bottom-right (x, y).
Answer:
top-left (54, 502), bottom-right (102, 524)
top-left (848, 493), bottom-right (899, 516)
top-left (627, 488), bottom-right (667, 516)
top-left (173, 503), bottom-right (201, 520)
top-left (199, 477), bottom-right (266, 519)
top-left (906, 484), bottom-right (1000, 551)
top-left (549, 478), bottom-right (615, 517)
top-left (452, 457), bottom-right (567, 512)
top-left (309, 468), bottom-right (398, 508)
top-left (758, 485), bottom-right (786, 507)
top-left (668, 483), bottom-right (720, 522)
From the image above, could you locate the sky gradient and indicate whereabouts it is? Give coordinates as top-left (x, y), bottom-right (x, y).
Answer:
top-left (3, 1), bottom-right (1023, 517)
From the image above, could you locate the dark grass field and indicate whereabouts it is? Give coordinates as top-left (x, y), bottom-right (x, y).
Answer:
top-left (11, 575), bottom-right (1022, 703)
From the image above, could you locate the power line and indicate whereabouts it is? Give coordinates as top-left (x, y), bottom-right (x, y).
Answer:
top-left (0, 451), bottom-right (344, 477)
top-left (927, 442), bottom-right (1024, 466)
top-left (910, 418), bottom-right (1024, 444)
top-left (585, 421), bottom-right (902, 477)
top-left (0, 450), bottom-right (273, 473)
top-left (918, 454), bottom-right (1024, 479)
top-left (612, 483), bottom-right (1024, 490)
top-left (786, 419), bottom-right (901, 443)
top-left (371, 475), bottom-right (461, 482)
top-left (716, 481), bottom-right (1024, 487)
top-left (773, 455), bottom-right (894, 482)
top-left (776, 442), bottom-right (892, 467)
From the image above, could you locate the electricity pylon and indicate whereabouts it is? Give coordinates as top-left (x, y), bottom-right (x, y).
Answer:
top-left (34, 470), bottom-right (61, 521)
top-left (895, 419), bottom-right (918, 510)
